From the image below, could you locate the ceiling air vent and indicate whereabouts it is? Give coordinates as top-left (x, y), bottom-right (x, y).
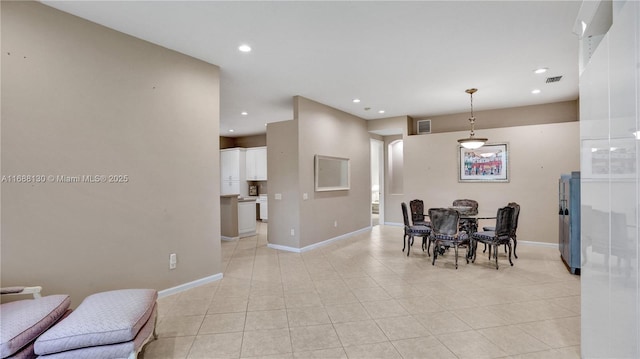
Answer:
top-left (417, 119), bottom-right (431, 134)
top-left (546, 75), bottom-right (563, 83)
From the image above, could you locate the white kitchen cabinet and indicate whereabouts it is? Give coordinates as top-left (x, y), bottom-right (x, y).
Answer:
top-left (258, 194), bottom-right (268, 221)
top-left (221, 179), bottom-right (240, 195)
top-left (246, 146), bottom-right (267, 180)
top-left (220, 148), bottom-right (246, 196)
top-left (238, 200), bottom-right (257, 237)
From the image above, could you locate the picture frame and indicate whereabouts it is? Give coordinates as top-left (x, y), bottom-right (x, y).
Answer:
top-left (314, 155), bottom-right (350, 191)
top-left (458, 143), bottom-right (509, 182)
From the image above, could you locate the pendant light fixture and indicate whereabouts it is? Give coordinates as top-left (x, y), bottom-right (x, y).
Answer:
top-left (457, 88), bottom-right (488, 149)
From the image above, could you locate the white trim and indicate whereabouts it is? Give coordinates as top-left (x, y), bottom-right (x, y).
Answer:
top-left (267, 243), bottom-right (301, 253)
top-left (158, 273), bottom-right (223, 298)
top-left (267, 226), bottom-right (372, 253)
top-left (221, 236), bottom-right (238, 241)
top-left (519, 240), bottom-right (558, 249)
top-left (384, 222), bottom-right (403, 227)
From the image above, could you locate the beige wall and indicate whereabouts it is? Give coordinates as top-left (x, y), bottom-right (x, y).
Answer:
top-left (220, 137), bottom-right (236, 149)
top-left (402, 122), bottom-right (579, 244)
top-left (368, 116), bottom-right (409, 136)
top-left (266, 97), bottom-right (371, 250)
top-left (414, 100), bottom-right (578, 134)
top-left (266, 120), bottom-right (300, 248)
top-left (1, 2), bottom-right (221, 305)
top-left (374, 101), bottom-right (580, 240)
top-left (220, 134), bottom-right (267, 149)
top-left (296, 97), bottom-right (371, 248)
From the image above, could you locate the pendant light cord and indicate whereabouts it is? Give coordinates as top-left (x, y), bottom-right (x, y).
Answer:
top-left (468, 89), bottom-right (476, 137)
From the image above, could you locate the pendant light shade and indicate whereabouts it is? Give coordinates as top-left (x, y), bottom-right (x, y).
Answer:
top-left (457, 88), bottom-right (488, 149)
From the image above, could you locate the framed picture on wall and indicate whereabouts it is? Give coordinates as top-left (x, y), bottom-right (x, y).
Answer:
top-left (458, 143), bottom-right (509, 182)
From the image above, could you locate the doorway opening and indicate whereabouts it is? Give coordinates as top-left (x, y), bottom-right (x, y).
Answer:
top-left (370, 139), bottom-right (384, 226)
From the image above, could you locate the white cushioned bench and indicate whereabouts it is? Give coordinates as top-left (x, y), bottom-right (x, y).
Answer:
top-left (0, 294), bottom-right (70, 359)
top-left (34, 289), bottom-right (157, 359)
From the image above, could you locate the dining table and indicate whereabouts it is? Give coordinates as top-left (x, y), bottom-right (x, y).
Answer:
top-left (421, 206), bottom-right (497, 259)
top-left (449, 207), bottom-right (497, 258)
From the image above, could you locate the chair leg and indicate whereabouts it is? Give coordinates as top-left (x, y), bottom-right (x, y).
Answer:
top-left (407, 235), bottom-right (413, 256)
top-left (494, 244), bottom-right (499, 269)
top-left (432, 240), bottom-right (438, 265)
top-left (402, 234), bottom-right (407, 253)
top-left (507, 242), bottom-right (514, 266)
top-left (513, 237), bottom-right (518, 259)
top-left (454, 244), bottom-right (458, 269)
top-left (472, 240), bottom-right (477, 263)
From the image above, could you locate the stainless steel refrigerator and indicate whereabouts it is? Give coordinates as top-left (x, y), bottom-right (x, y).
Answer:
top-left (558, 172), bottom-right (580, 274)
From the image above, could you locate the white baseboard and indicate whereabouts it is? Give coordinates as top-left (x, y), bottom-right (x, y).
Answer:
top-left (267, 226), bottom-right (372, 253)
top-left (384, 222), bottom-right (403, 227)
top-left (221, 236), bottom-right (238, 241)
top-left (158, 273), bottom-right (223, 298)
top-left (519, 240), bottom-right (558, 249)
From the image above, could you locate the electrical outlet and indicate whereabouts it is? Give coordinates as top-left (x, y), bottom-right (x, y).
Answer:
top-left (303, 193), bottom-right (308, 200)
top-left (334, 220), bottom-right (338, 227)
top-left (169, 253), bottom-right (177, 270)
top-left (275, 193), bottom-right (282, 200)
top-left (290, 229), bottom-right (295, 236)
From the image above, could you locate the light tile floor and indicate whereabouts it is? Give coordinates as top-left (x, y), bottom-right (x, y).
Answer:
top-left (142, 223), bottom-right (580, 359)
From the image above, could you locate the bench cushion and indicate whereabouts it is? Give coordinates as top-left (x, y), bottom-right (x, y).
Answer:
top-left (0, 295), bottom-right (70, 359)
top-left (34, 289), bottom-right (156, 355)
top-left (36, 304), bottom-right (156, 359)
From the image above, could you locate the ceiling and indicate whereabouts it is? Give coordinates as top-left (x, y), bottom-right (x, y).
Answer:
top-left (41, 1), bottom-right (582, 137)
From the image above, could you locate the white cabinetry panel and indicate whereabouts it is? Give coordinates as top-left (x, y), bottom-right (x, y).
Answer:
top-left (246, 147), bottom-right (267, 180)
top-left (220, 148), bottom-right (247, 196)
top-left (238, 200), bottom-right (256, 237)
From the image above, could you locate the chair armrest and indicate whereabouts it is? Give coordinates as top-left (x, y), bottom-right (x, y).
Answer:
top-left (1, 286), bottom-right (42, 298)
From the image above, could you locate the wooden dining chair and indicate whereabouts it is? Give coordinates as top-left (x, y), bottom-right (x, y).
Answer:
top-left (401, 203), bottom-right (431, 256)
top-left (452, 199), bottom-right (479, 233)
top-left (428, 208), bottom-right (469, 269)
top-left (472, 206), bottom-right (514, 269)
top-left (482, 202), bottom-right (520, 258)
top-left (409, 199), bottom-right (430, 227)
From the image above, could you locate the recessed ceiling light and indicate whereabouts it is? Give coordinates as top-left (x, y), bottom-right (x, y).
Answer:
top-left (229, 129), bottom-right (234, 133)
top-left (238, 44), bottom-right (252, 53)
top-left (531, 89), bottom-right (541, 94)
top-left (534, 68), bottom-right (548, 74)
top-left (378, 110), bottom-right (385, 114)
top-left (352, 98), bottom-right (361, 103)
top-left (241, 111), bottom-right (248, 116)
